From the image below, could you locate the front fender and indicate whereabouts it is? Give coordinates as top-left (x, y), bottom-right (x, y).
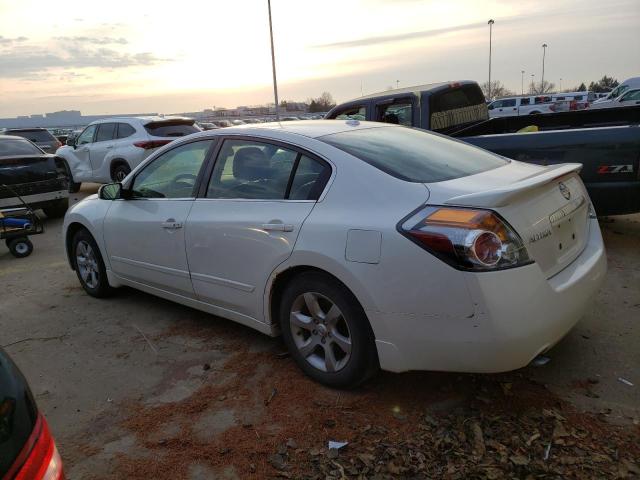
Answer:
top-left (57, 147), bottom-right (90, 183)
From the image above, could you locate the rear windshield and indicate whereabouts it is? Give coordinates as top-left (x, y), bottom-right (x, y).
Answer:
top-left (7, 130), bottom-right (55, 143)
top-left (320, 126), bottom-right (507, 183)
top-left (0, 138), bottom-right (43, 156)
top-left (144, 122), bottom-right (198, 138)
top-left (429, 84), bottom-right (489, 131)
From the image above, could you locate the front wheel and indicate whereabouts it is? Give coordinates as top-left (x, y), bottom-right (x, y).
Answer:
top-left (279, 272), bottom-right (379, 388)
top-left (7, 237), bottom-right (33, 258)
top-left (72, 229), bottom-right (114, 298)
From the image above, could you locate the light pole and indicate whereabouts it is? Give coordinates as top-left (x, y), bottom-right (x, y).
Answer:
top-left (521, 70), bottom-right (525, 95)
top-left (396, 80), bottom-right (400, 89)
top-left (487, 19), bottom-right (494, 99)
top-left (267, 0), bottom-right (280, 121)
top-left (530, 74), bottom-right (535, 94)
top-left (541, 43), bottom-right (548, 93)
top-left (559, 77), bottom-right (562, 92)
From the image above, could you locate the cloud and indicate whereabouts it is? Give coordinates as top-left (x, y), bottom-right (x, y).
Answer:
top-left (0, 44), bottom-right (168, 78)
top-left (0, 36), bottom-right (28, 45)
top-left (313, 21), bottom-right (485, 49)
top-left (54, 36), bottom-right (128, 45)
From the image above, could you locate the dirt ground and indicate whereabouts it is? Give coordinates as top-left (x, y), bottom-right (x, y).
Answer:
top-left (1, 185), bottom-right (638, 479)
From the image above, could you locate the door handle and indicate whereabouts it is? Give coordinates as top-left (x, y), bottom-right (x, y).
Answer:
top-left (261, 223), bottom-right (294, 232)
top-left (161, 219), bottom-right (183, 229)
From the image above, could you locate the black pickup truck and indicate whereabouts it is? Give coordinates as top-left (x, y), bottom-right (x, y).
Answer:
top-left (326, 81), bottom-right (640, 215)
top-left (0, 135), bottom-right (69, 218)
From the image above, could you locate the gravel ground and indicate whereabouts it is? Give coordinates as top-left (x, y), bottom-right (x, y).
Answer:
top-left (1, 185), bottom-right (638, 479)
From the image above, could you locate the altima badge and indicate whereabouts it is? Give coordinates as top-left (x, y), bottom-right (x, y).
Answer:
top-left (558, 182), bottom-right (571, 200)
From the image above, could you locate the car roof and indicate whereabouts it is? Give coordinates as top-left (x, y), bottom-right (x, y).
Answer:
top-left (199, 119), bottom-right (394, 139)
top-left (88, 116), bottom-right (193, 126)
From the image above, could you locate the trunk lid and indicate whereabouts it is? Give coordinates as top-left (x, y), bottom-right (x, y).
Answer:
top-left (431, 161), bottom-right (591, 278)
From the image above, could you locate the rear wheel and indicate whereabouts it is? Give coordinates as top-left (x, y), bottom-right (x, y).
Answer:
top-left (42, 198), bottom-right (68, 218)
top-left (279, 272), bottom-right (378, 388)
top-left (112, 163), bottom-right (131, 182)
top-left (72, 229), bottom-right (114, 298)
top-left (7, 237), bottom-right (33, 258)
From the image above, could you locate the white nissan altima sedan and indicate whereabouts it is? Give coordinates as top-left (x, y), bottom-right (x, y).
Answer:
top-left (63, 120), bottom-right (606, 387)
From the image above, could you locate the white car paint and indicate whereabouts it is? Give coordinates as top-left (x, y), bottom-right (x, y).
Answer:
top-left (63, 120), bottom-right (606, 376)
top-left (589, 88), bottom-right (640, 110)
top-left (56, 116), bottom-right (199, 185)
top-left (592, 76), bottom-right (640, 105)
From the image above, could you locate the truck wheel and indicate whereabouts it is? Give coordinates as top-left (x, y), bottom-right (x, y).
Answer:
top-left (7, 237), bottom-right (33, 258)
top-left (112, 163), bottom-right (131, 182)
top-left (42, 198), bottom-right (69, 218)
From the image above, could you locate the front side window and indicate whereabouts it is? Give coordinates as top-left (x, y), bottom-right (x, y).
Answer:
top-left (377, 101), bottom-right (413, 126)
top-left (95, 123), bottom-right (116, 142)
top-left (131, 140), bottom-right (213, 198)
top-left (620, 90), bottom-right (640, 101)
top-left (206, 139), bottom-right (330, 200)
top-left (77, 125), bottom-right (97, 145)
top-left (116, 123), bottom-right (136, 139)
top-left (502, 99), bottom-right (517, 107)
top-left (320, 126), bottom-right (507, 183)
top-left (333, 105), bottom-right (367, 120)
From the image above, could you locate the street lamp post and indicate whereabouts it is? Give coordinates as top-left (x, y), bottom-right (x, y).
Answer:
top-left (267, 0), bottom-right (280, 121)
top-left (559, 77), bottom-right (563, 92)
top-left (521, 70), bottom-right (525, 95)
top-left (541, 43), bottom-right (548, 93)
top-left (530, 74), bottom-right (535, 94)
top-left (487, 19), bottom-right (494, 99)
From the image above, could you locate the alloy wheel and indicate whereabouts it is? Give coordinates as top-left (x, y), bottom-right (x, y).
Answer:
top-left (76, 240), bottom-right (99, 289)
top-left (289, 292), bottom-right (352, 373)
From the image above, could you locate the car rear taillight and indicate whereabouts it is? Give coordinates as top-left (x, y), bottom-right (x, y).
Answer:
top-left (133, 139), bottom-right (173, 149)
top-left (11, 414), bottom-right (64, 480)
top-left (399, 206), bottom-right (531, 271)
top-left (54, 141), bottom-right (62, 149)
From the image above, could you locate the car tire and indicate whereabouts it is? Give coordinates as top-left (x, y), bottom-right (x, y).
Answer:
top-left (279, 271), bottom-right (379, 388)
top-left (7, 237), bottom-right (33, 258)
top-left (72, 229), bottom-right (114, 298)
top-left (112, 163), bottom-right (131, 182)
top-left (42, 198), bottom-right (69, 218)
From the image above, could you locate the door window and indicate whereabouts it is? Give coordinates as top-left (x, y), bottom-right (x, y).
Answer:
top-left (520, 98), bottom-right (530, 105)
top-left (502, 99), bottom-right (517, 107)
top-left (116, 123), bottom-right (136, 139)
top-left (620, 90), bottom-right (640, 102)
top-left (333, 105), bottom-right (367, 120)
top-left (377, 101), bottom-right (412, 126)
top-left (205, 139), bottom-right (330, 200)
top-left (131, 140), bottom-right (213, 199)
top-left (95, 123), bottom-right (116, 142)
top-left (77, 125), bottom-right (97, 145)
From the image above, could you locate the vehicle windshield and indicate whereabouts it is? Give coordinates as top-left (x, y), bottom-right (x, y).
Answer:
top-left (7, 130), bottom-right (54, 143)
top-left (320, 126), bottom-right (507, 183)
top-left (0, 138), bottom-right (43, 156)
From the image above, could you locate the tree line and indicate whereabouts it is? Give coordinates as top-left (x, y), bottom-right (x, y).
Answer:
top-left (482, 75), bottom-right (620, 100)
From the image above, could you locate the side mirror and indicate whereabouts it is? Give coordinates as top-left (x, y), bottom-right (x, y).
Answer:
top-left (98, 183), bottom-right (123, 200)
top-left (66, 137), bottom-right (76, 148)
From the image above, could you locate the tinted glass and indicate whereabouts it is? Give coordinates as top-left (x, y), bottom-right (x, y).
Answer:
top-left (131, 140), bottom-right (212, 198)
top-left (96, 123), bottom-right (116, 142)
top-left (0, 138), bottom-right (43, 156)
top-left (7, 130), bottom-right (55, 143)
top-left (321, 126), bottom-right (507, 183)
top-left (520, 98), bottom-right (530, 105)
top-left (206, 139), bottom-right (298, 200)
top-left (334, 106), bottom-right (367, 120)
top-left (289, 156), bottom-right (329, 200)
top-left (77, 125), bottom-right (97, 145)
top-left (502, 99), bottom-right (516, 107)
top-left (144, 122), bottom-right (198, 138)
top-left (116, 123), bottom-right (136, 139)
top-left (378, 102), bottom-right (412, 126)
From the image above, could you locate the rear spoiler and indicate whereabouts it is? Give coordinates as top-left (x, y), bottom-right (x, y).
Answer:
top-left (445, 163), bottom-right (582, 208)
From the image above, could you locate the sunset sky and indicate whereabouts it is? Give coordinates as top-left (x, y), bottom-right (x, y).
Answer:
top-left (0, 0), bottom-right (638, 117)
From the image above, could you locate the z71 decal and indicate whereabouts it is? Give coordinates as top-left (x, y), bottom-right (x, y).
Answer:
top-left (597, 165), bottom-right (634, 174)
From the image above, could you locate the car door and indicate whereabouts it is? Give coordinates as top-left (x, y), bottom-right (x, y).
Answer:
top-left (71, 125), bottom-right (97, 181)
top-left (618, 90), bottom-right (640, 107)
top-left (185, 137), bottom-right (332, 322)
top-left (103, 139), bottom-right (215, 297)
top-left (90, 123), bottom-right (117, 181)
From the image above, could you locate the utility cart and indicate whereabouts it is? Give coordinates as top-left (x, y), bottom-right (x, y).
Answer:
top-left (0, 186), bottom-right (44, 258)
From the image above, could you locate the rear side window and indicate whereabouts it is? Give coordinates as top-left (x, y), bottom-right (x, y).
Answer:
top-left (520, 98), bottom-right (530, 105)
top-left (333, 105), bottom-right (367, 120)
top-left (96, 123), bottom-right (116, 142)
top-left (320, 126), bottom-right (507, 183)
top-left (0, 138), bottom-right (43, 156)
top-left (429, 84), bottom-right (489, 131)
top-left (289, 156), bottom-right (330, 200)
top-left (145, 122), bottom-right (198, 138)
top-left (377, 101), bottom-right (412, 126)
top-left (116, 123), bottom-right (136, 139)
top-left (7, 130), bottom-right (54, 143)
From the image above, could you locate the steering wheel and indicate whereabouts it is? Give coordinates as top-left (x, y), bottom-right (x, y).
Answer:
top-left (169, 173), bottom-right (197, 195)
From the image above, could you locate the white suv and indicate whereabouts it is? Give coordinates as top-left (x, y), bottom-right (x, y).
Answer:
top-left (57, 117), bottom-right (200, 191)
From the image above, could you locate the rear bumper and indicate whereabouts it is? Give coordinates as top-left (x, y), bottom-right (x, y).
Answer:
top-left (0, 190), bottom-right (68, 209)
top-left (586, 181), bottom-right (640, 216)
top-left (372, 218), bottom-right (607, 373)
